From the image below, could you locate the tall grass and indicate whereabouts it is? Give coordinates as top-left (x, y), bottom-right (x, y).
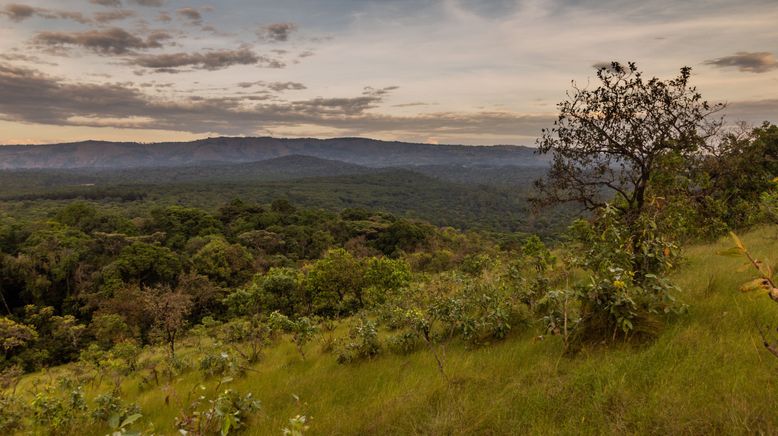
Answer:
top-left (13, 227), bottom-right (778, 435)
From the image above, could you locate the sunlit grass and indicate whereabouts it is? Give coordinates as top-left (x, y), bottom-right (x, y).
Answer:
top-left (14, 226), bottom-right (778, 435)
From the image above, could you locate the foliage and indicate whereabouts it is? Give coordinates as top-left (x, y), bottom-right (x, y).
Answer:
top-left (199, 351), bottom-right (245, 379)
top-left (535, 61), bottom-right (723, 221)
top-left (566, 206), bottom-right (683, 343)
top-left (91, 391), bottom-right (141, 428)
top-left (176, 387), bottom-right (261, 436)
top-left (0, 317), bottom-right (37, 361)
top-left (144, 287), bottom-right (193, 358)
top-left (304, 248), bottom-right (365, 316)
top-left (0, 393), bottom-right (26, 433)
top-left (724, 231), bottom-right (778, 358)
top-left (192, 237), bottom-right (254, 288)
top-left (282, 415), bottom-right (311, 436)
top-left (336, 317), bottom-right (381, 364)
top-left (269, 312), bottom-right (319, 360)
top-left (29, 386), bottom-right (88, 435)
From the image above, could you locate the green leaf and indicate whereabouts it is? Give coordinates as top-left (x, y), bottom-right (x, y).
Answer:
top-left (729, 231), bottom-right (745, 251)
top-left (717, 247), bottom-right (743, 257)
top-left (120, 413), bottom-right (143, 428)
top-left (221, 414), bottom-right (236, 436)
top-left (108, 414), bottom-right (121, 429)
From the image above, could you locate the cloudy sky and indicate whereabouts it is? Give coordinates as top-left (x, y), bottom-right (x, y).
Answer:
top-left (0, 0), bottom-right (776, 145)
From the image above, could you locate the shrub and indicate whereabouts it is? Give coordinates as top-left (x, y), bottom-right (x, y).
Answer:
top-left (30, 386), bottom-right (88, 435)
top-left (176, 387), bottom-right (261, 435)
top-left (91, 391), bottom-right (141, 427)
top-left (269, 312), bottom-right (318, 360)
top-left (566, 206), bottom-right (684, 345)
top-left (387, 331), bottom-right (421, 355)
top-left (0, 394), bottom-right (26, 433)
top-left (199, 351), bottom-right (245, 379)
top-left (336, 317), bottom-right (381, 364)
top-left (283, 415), bottom-right (311, 436)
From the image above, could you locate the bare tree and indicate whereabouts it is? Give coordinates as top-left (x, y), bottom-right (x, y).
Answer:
top-left (144, 286), bottom-right (193, 359)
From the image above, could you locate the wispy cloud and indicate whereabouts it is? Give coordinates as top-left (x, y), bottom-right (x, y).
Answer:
top-left (131, 48), bottom-right (280, 72)
top-left (704, 51), bottom-right (778, 73)
top-left (33, 28), bottom-right (171, 55)
top-left (260, 23), bottom-right (297, 42)
top-left (2, 3), bottom-right (91, 23)
top-left (176, 7), bottom-right (202, 24)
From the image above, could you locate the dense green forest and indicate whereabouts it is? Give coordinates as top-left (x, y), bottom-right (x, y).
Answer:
top-left (0, 64), bottom-right (777, 435)
top-left (0, 163), bottom-right (572, 236)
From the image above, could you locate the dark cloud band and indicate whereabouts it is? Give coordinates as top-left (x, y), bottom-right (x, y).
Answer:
top-left (0, 63), bottom-right (553, 138)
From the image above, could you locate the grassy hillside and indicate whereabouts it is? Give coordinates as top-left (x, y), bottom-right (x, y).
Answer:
top-left (11, 226), bottom-right (778, 435)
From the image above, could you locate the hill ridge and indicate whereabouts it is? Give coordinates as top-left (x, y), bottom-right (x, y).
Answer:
top-left (0, 136), bottom-right (546, 170)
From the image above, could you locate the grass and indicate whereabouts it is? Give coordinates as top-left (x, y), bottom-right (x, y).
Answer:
top-left (12, 226), bottom-right (778, 435)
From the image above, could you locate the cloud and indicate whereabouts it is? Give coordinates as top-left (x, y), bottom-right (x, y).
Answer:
top-left (130, 48), bottom-right (281, 71)
top-left (90, 0), bottom-right (122, 7)
top-left (2, 3), bottom-right (35, 21)
top-left (2, 3), bottom-right (91, 23)
top-left (363, 86), bottom-right (398, 97)
top-left (591, 61), bottom-right (626, 72)
top-left (0, 62), bottom-right (553, 140)
top-left (724, 99), bottom-right (778, 123)
top-left (176, 7), bottom-right (202, 24)
top-left (33, 28), bottom-right (171, 55)
top-left (94, 10), bottom-right (135, 23)
top-left (266, 81), bottom-right (307, 92)
top-left (238, 81), bottom-right (307, 91)
top-left (0, 52), bottom-right (57, 66)
top-left (132, 0), bottom-right (164, 6)
top-left (393, 102), bottom-right (431, 108)
top-left (704, 51), bottom-right (778, 73)
top-left (261, 23), bottom-right (297, 42)
top-left (156, 11), bottom-right (171, 22)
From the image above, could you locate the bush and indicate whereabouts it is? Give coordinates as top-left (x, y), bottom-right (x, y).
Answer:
top-left (269, 312), bottom-right (318, 360)
top-left (566, 206), bottom-right (684, 345)
top-left (30, 386), bottom-right (88, 435)
top-left (199, 351), bottom-right (245, 379)
top-left (176, 388), bottom-right (261, 435)
top-left (91, 391), bottom-right (141, 427)
top-left (0, 394), bottom-right (26, 433)
top-left (387, 331), bottom-right (422, 355)
top-left (336, 317), bottom-right (381, 364)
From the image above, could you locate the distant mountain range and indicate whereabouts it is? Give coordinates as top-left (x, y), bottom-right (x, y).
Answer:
top-left (0, 137), bottom-right (547, 170)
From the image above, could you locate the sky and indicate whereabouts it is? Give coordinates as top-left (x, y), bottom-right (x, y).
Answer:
top-left (0, 0), bottom-right (776, 146)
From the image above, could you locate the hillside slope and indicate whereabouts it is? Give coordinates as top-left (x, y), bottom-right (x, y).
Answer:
top-left (13, 227), bottom-right (778, 435)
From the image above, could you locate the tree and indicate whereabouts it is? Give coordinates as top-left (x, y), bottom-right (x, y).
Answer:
top-left (0, 318), bottom-right (37, 364)
top-left (90, 314), bottom-right (131, 349)
top-left (106, 241), bottom-right (182, 289)
top-left (149, 206), bottom-right (222, 249)
top-left (8, 305), bottom-right (86, 369)
top-left (256, 267), bottom-right (302, 315)
top-left (191, 237), bottom-right (254, 287)
top-left (362, 257), bottom-right (411, 307)
top-left (304, 248), bottom-right (365, 316)
top-left (373, 220), bottom-right (429, 256)
top-left (534, 62), bottom-right (724, 221)
top-left (19, 223), bottom-right (92, 307)
top-left (144, 286), bottom-right (193, 359)
top-left (692, 122), bottom-right (778, 228)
